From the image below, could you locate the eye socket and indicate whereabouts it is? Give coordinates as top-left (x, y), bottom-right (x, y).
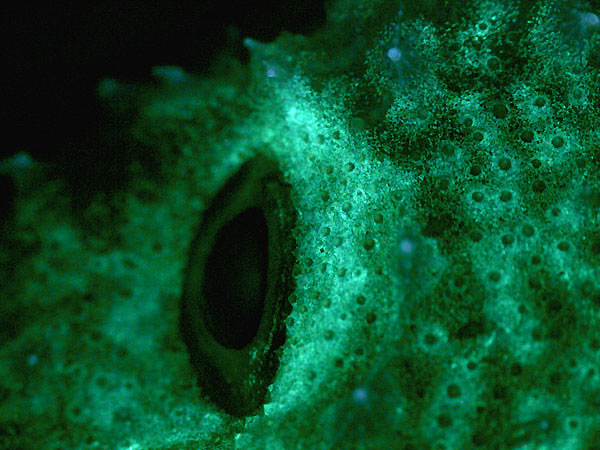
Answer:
top-left (203, 207), bottom-right (269, 349)
top-left (179, 154), bottom-right (297, 417)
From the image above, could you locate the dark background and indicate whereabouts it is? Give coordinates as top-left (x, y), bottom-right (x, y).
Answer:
top-left (0, 1), bottom-right (326, 217)
top-left (2, 1), bottom-right (326, 162)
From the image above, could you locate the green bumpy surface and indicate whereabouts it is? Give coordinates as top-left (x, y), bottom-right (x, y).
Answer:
top-left (1, 0), bottom-right (599, 449)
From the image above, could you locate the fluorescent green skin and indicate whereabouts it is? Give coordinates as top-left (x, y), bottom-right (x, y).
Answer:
top-left (1, 1), bottom-right (599, 449)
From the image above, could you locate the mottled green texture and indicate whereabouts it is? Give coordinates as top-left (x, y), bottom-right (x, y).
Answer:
top-left (1, 0), bottom-right (599, 449)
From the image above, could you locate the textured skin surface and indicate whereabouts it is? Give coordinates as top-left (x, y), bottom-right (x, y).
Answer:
top-left (232, 2), bottom-right (600, 447)
top-left (0, 0), bottom-right (599, 449)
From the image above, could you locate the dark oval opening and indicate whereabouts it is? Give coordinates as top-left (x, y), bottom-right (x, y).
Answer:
top-left (202, 207), bottom-right (268, 349)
